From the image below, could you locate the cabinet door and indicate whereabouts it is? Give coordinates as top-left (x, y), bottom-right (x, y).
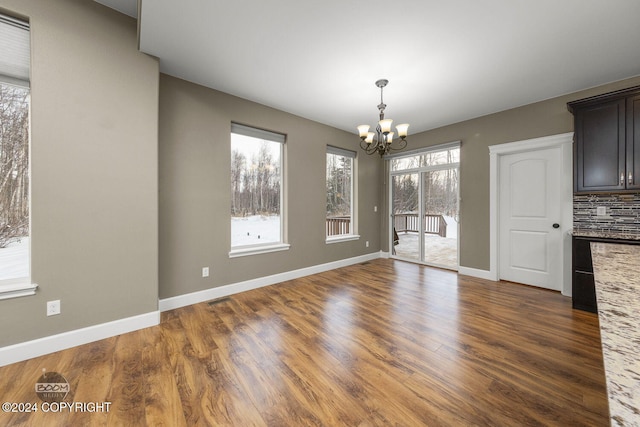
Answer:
top-left (627, 95), bottom-right (640, 190)
top-left (572, 271), bottom-right (597, 313)
top-left (572, 237), bottom-right (593, 272)
top-left (574, 99), bottom-right (626, 192)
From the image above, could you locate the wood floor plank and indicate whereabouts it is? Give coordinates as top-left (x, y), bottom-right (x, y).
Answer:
top-left (0, 259), bottom-right (609, 426)
top-left (105, 332), bottom-right (146, 426)
top-left (140, 326), bottom-right (188, 427)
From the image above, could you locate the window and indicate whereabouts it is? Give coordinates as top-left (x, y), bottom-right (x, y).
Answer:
top-left (390, 144), bottom-right (460, 171)
top-left (326, 146), bottom-right (357, 242)
top-left (230, 123), bottom-right (288, 257)
top-left (0, 13), bottom-right (35, 299)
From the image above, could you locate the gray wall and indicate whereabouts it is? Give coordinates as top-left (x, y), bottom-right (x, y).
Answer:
top-left (0, 0), bottom-right (159, 347)
top-left (2, 0), bottom-right (640, 351)
top-left (396, 75), bottom-right (640, 270)
top-left (159, 74), bottom-right (382, 299)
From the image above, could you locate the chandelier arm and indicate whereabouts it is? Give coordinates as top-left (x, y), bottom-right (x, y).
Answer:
top-left (387, 138), bottom-right (408, 152)
top-left (359, 139), bottom-right (379, 155)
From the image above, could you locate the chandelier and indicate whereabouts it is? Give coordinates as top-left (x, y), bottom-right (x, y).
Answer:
top-left (357, 79), bottom-right (409, 157)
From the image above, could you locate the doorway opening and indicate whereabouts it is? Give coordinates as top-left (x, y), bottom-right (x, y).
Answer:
top-left (389, 143), bottom-right (460, 270)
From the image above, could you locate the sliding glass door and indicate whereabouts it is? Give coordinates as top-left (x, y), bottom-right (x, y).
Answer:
top-left (390, 144), bottom-right (459, 270)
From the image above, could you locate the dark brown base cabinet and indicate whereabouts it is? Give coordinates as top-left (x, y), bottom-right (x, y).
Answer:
top-left (572, 236), bottom-right (640, 313)
top-left (572, 237), bottom-right (598, 313)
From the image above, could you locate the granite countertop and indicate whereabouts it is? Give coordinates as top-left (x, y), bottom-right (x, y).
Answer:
top-left (590, 242), bottom-right (640, 426)
top-left (572, 229), bottom-right (640, 241)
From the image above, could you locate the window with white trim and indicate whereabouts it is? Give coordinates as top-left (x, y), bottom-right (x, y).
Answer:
top-left (230, 123), bottom-right (288, 257)
top-left (326, 146), bottom-right (357, 241)
top-left (0, 13), bottom-right (35, 299)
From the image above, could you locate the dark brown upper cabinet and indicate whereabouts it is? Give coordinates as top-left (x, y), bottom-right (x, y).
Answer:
top-left (568, 86), bottom-right (640, 193)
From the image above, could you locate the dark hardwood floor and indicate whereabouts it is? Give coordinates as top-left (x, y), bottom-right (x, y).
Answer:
top-left (0, 259), bottom-right (609, 426)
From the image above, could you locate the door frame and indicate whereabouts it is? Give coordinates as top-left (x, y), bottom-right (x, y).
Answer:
top-left (489, 132), bottom-right (573, 295)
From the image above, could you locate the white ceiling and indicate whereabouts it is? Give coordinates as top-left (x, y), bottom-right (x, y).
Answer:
top-left (96, 0), bottom-right (640, 135)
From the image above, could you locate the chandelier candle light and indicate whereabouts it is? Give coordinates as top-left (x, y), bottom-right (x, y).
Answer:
top-left (357, 79), bottom-right (409, 156)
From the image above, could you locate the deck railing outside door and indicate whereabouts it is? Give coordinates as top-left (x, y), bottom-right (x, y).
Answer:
top-left (326, 213), bottom-right (447, 238)
top-left (392, 213), bottom-right (447, 238)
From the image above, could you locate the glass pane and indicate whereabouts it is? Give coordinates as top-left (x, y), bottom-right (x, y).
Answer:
top-left (391, 173), bottom-right (420, 261)
top-left (391, 147), bottom-right (460, 171)
top-left (230, 132), bottom-right (282, 247)
top-left (422, 168), bottom-right (458, 269)
top-left (326, 152), bottom-right (352, 236)
top-left (0, 83), bottom-right (30, 281)
top-left (391, 156), bottom-right (420, 171)
top-left (420, 148), bottom-right (459, 167)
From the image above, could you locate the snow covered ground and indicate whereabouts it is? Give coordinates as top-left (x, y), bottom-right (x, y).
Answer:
top-left (231, 215), bottom-right (281, 247)
top-left (442, 215), bottom-right (458, 239)
top-left (0, 237), bottom-right (29, 280)
top-left (394, 216), bottom-right (459, 269)
top-left (230, 214), bottom-right (457, 248)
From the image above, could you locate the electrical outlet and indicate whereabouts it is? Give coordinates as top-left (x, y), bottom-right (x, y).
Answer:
top-left (47, 300), bottom-right (61, 316)
top-left (202, 267), bottom-right (210, 277)
top-left (366, 241), bottom-right (370, 248)
top-left (596, 206), bottom-right (607, 216)
top-left (374, 206), bottom-right (378, 212)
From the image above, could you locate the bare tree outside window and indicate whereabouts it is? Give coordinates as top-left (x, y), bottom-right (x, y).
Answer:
top-left (230, 129), bottom-right (283, 248)
top-left (0, 83), bottom-right (30, 280)
top-left (326, 148), bottom-right (354, 237)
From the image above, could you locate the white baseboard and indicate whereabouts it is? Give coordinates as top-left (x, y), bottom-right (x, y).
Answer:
top-left (159, 251), bottom-right (384, 312)
top-left (1, 252), bottom-right (489, 367)
top-left (0, 311), bottom-right (160, 367)
top-left (458, 266), bottom-right (496, 281)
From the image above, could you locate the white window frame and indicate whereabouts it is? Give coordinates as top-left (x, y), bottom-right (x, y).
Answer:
top-left (0, 13), bottom-right (36, 300)
top-left (326, 145), bottom-right (359, 244)
top-left (229, 123), bottom-right (289, 257)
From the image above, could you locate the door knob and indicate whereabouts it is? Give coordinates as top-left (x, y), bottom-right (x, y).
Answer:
top-left (552, 223), bottom-right (560, 228)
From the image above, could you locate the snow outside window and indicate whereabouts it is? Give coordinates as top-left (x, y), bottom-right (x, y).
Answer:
top-left (229, 123), bottom-right (289, 257)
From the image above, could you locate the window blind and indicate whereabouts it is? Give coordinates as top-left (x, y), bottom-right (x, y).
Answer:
top-left (384, 140), bottom-right (460, 160)
top-left (327, 145), bottom-right (356, 158)
top-left (231, 123), bottom-right (285, 144)
top-left (0, 13), bottom-right (30, 87)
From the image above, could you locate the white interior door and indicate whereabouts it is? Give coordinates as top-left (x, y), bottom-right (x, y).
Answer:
top-left (498, 147), bottom-right (563, 290)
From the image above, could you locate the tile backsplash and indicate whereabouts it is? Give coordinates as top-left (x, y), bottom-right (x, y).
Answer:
top-left (573, 193), bottom-right (640, 235)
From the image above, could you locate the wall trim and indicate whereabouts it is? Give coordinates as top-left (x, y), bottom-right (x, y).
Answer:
top-left (159, 251), bottom-right (385, 312)
top-left (458, 266), bottom-right (495, 281)
top-left (0, 311), bottom-right (160, 367)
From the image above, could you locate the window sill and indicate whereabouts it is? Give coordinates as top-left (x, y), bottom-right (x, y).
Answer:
top-left (229, 243), bottom-right (291, 258)
top-left (0, 282), bottom-right (38, 301)
top-left (326, 234), bottom-right (360, 244)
